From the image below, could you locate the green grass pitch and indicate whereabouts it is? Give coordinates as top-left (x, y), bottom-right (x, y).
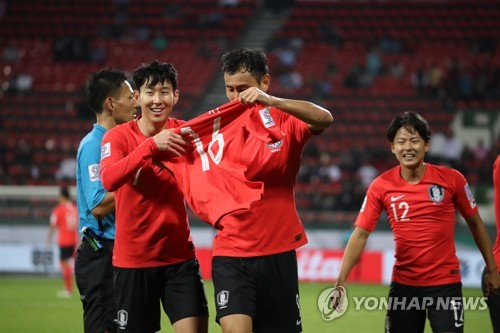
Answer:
top-left (0, 276), bottom-right (493, 332)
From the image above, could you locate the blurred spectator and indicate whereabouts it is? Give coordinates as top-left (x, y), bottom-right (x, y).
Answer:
top-left (428, 127), bottom-right (463, 167)
top-left (474, 139), bottom-right (489, 160)
top-left (55, 157), bottom-right (77, 181)
top-left (427, 62), bottom-right (443, 98)
top-left (357, 157), bottom-right (378, 190)
top-left (90, 44), bottom-right (106, 65)
top-left (319, 19), bottom-right (343, 47)
top-left (151, 32), bottom-right (168, 51)
top-left (15, 73), bottom-right (33, 94)
top-left (2, 41), bottom-right (19, 62)
top-left (412, 63), bottom-right (428, 97)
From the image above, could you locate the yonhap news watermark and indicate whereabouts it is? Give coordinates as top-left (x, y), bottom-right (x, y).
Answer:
top-left (317, 287), bottom-right (488, 321)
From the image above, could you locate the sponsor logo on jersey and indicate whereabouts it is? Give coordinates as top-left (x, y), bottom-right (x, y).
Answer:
top-left (259, 107), bottom-right (276, 128)
top-left (88, 164), bottom-right (100, 182)
top-left (217, 290), bottom-right (229, 309)
top-left (116, 309), bottom-right (128, 329)
top-left (266, 140), bottom-right (282, 150)
top-left (428, 185), bottom-right (444, 203)
top-left (101, 142), bottom-right (111, 160)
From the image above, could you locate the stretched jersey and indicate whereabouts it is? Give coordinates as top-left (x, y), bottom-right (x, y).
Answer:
top-left (50, 201), bottom-right (78, 247)
top-left (493, 155), bottom-right (500, 267)
top-left (212, 105), bottom-right (314, 257)
top-left (76, 124), bottom-right (115, 240)
top-left (356, 163), bottom-right (478, 286)
top-left (159, 100), bottom-right (284, 225)
top-left (100, 118), bottom-right (195, 268)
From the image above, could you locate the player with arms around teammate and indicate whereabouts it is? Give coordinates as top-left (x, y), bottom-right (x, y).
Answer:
top-left (336, 111), bottom-right (500, 333)
top-left (46, 185), bottom-right (78, 298)
top-left (211, 48), bottom-right (333, 333)
top-left (100, 60), bottom-right (208, 333)
top-left (484, 155), bottom-right (500, 333)
top-left (75, 68), bottom-right (135, 333)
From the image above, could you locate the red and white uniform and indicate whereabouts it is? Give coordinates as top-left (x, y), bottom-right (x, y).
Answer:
top-left (161, 100), bottom-right (284, 225)
top-left (492, 155), bottom-right (500, 268)
top-left (50, 201), bottom-right (78, 247)
top-left (356, 163), bottom-right (478, 286)
top-left (100, 118), bottom-right (195, 268)
top-left (211, 105), bottom-right (314, 257)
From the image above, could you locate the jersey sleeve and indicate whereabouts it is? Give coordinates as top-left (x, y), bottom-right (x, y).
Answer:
top-left (100, 127), bottom-right (159, 191)
top-left (78, 140), bottom-right (107, 211)
top-left (450, 168), bottom-right (478, 218)
top-left (270, 108), bottom-right (312, 144)
top-left (355, 178), bottom-right (385, 231)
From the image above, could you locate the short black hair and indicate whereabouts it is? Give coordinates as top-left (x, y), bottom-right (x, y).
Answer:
top-left (387, 111), bottom-right (431, 143)
top-left (132, 60), bottom-right (178, 91)
top-left (221, 48), bottom-right (269, 83)
top-left (85, 68), bottom-right (127, 114)
top-left (60, 186), bottom-right (70, 200)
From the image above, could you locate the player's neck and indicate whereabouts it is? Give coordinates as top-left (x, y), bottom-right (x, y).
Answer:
top-left (400, 163), bottom-right (426, 184)
top-left (137, 117), bottom-right (166, 137)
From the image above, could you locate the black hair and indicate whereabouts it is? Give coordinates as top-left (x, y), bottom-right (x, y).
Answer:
top-left (60, 186), bottom-right (70, 200)
top-left (387, 111), bottom-right (431, 143)
top-left (221, 48), bottom-right (269, 83)
top-left (85, 68), bottom-right (127, 114)
top-left (132, 60), bottom-right (178, 91)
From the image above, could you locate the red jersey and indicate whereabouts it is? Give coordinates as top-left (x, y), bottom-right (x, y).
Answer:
top-left (212, 106), bottom-right (313, 257)
top-left (493, 155), bottom-right (500, 267)
top-left (100, 118), bottom-right (196, 268)
top-left (161, 100), bottom-right (284, 225)
top-left (356, 163), bottom-right (478, 286)
top-left (50, 201), bottom-right (78, 247)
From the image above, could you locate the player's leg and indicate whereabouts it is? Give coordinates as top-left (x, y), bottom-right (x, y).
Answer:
top-left (482, 267), bottom-right (500, 333)
top-left (427, 283), bottom-right (463, 333)
top-left (385, 282), bottom-right (426, 333)
top-left (114, 266), bottom-right (161, 333)
top-left (212, 256), bottom-right (256, 333)
top-left (59, 245), bottom-right (74, 295)
top-left (253, 250), bottom-right (302, 333)
top-left (75, 239), bottom-right (116, 332)
top-left (160, 259), bottom-right (209, 333)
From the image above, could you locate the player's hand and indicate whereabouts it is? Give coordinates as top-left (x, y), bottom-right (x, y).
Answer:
top-left (484, 270), bottom-right (500, 295)
top-left (331, 282), bottom-right (347, 312)
top-left (238, 87), bottom-right (273, 106)
top-left (152, 129), bottom-right (191, 157)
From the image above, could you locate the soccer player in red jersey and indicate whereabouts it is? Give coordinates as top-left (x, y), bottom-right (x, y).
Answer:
top-left (100, 60), bottom-right (208, 333)
top-left (211, 48), bottom-right (333, 333)
top-left (336, 111), bottom-right (500, 333)
top-left (483, 155), bottom-right (500, 332)
top-left (46, 186), bottom-right (78, 298)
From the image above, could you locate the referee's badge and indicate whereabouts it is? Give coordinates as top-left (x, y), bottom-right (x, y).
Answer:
top-left (217, 290), bottom-right (229, 309)
top-left (428, 185), bottom-right (444, 203)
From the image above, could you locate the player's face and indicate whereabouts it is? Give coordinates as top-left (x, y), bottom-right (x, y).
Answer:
top-left (112, 81), bottom-right (135, 124)
top-left (224, 69), bottom-right (267, 101)
top-left (137, 80), bottom-right (178, 125)
top-left (391, 126), bottom-right (429, 169)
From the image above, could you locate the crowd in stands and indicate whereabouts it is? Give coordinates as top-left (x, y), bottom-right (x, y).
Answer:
top-left (1, 0), bottom-right (499, 218)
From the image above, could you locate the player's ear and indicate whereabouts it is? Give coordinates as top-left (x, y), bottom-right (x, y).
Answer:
top-left (172, 89), bottom-right (179, 106)
top-left (424, 140), bottom-right (430, 152)
top-left (104, 96), bottom-right (113, 112)
top-left (260, 74), bottom-right (270, 92)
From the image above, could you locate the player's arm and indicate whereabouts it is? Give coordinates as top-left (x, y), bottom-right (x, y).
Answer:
top-left (90, 191), bottom-right (115, 220)
top-left (335, 226), bottom-right (371, 288)
top-left (464, 212), bottom-right (500, 294)
top-left (238, 87), bottom-right (333, 131)
top-left (46, 211), bottom-right (57, 245)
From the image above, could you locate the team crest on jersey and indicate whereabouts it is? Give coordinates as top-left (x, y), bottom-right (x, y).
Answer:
top-left (259, 107), bottom-right (276, 128)
top-left (116, 309), bottom-right (128, 329)
top-left (101, 142), bottom-right (111, 160)
top-left (217, 290), bottom-right (229, 309)
top-left (88, 164), bottom-right (100, 182)
top-left (428, 185), bottom-right (444, 203)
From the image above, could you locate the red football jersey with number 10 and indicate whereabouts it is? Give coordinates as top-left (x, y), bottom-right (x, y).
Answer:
top-left (355, 163), bottom-right (478, 286)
